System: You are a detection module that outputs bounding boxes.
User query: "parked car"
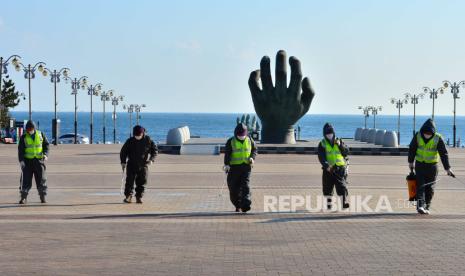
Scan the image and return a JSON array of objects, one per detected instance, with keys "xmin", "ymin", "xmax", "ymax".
[{"xmin": 52, "ymin": 133, "xmax": 90, "ymax": 144}]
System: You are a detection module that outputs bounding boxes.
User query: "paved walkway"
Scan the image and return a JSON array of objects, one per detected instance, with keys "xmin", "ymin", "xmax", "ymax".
[{"xmin": 1, "ymin": 144, "xmax": 465, "ymax": 275}]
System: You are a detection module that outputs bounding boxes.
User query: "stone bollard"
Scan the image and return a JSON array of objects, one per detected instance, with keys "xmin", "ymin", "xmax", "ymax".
[
  {"xmin": 383, "ymin": 131, "xmax": 398, "ymax": 147},
  {"xmin": 375, "ymin": 130, "xmax": 386, "ymax": 145},
  {"xmin": 355, "ymin": 128, "xmax": 363, "ymax": 141},
  {"xmin": 167, "ymin": 126, "xmax": 191, "ymax": 145},
  {"xmin": 367, "ymin": 129, "xmax": 378, "ymax": 144},
  {"xmin": 361, "ymin": 128, "xmax": 370, "ymax": 142}
]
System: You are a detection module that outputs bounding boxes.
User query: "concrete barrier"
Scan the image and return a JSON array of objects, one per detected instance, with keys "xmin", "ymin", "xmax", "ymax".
[
  {"xmin": 361, "ymin": 128, "xmax": 370, "ymax": 142},
  {"xmin": 375, "ymin": 130, "xmax": 386, "ymax": 145},
  {"xmin": 383, "ymin": 131, "xmax": 398, "ymax": 147},
  {"xmin": 367, "ymin": 129, "xmax": 378, "ymax": 144},
  {"xmin": 354, "ymin": 128, "xmax": 363, "ymax": 141},
  {"xmin": 166, "ymin": 126, "xmax": 191, "ymax": 145}
]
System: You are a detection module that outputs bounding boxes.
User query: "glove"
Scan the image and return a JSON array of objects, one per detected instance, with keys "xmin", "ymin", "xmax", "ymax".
[
  {"xmin": 408, "ymin": 163, "xmax": 414, "ymax": 171},
  {"xmin": 20, "ymin": 161, "xmax": 25, "ymax": 169},
  {"xmin": 249, "ymin": 158, "xmax": 255, "ymax": 164},
  {"xmin": 447, "ymin": 169, "xmax": 455, "ymax": 178},
  {"xmin": 121, "ymin": 163, "xmax": 126, "ymax": 171},
  {"xmin": 146, "ymin": 160, "xmax": 154, "ymax": 166},
  {"xmin": 326, "ymin": 166, "xmax": 333, "ymax": 173},
  {"xmin": 223, "ymin": 165, "xmax": 230, "ymax": 173},
  {"xmin": 43, "ymin": 155, "xmax": 48, "ymax": 161}
]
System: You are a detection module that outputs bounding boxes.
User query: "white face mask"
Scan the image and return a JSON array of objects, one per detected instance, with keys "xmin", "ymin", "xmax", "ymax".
[
  {"xmin": 325, "ymin": 134, "xmax": 334, "ymax": 140},
  {"xmin": 134, "ymin": 135, "xmax": 143, "ymax": 140},
  {"xmin": 424, "ymin": 134, "xmax": 432, "ymax": 139},
  {"xmin": 28, "ymin": 130, "xmax": 35, "ymax": 135},
  {"xmin": 237, "ymin": 135, "xmax": 246, "ymax": 140}
]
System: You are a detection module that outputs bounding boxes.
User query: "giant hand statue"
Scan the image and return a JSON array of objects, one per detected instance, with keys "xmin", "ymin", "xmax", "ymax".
[{"xmin": 248, "ymin": 50, "xmax": 315, "ymax": 144}]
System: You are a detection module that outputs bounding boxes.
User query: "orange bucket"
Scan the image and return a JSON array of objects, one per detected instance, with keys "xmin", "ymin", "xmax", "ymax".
[{"xmin": 406, "ymin": 171, "xmax": 416, "ymax": 201}]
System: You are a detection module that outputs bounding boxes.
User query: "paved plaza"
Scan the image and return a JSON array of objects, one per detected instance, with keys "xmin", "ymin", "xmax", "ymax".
[{"xmin": 1, "ymin": 144, "xmax": 465, "ymax": 275}]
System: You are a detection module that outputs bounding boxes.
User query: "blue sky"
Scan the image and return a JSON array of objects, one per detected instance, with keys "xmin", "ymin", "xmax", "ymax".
[{"xmin": 1, "ymin": 0, "xmax": 465, "ymax": 115}]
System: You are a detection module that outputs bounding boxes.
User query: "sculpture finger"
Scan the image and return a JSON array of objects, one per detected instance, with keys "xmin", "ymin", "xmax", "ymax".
[
  {"xmin": 248, "ymin": 70, "xmax": 262, "ymax": 104},
  {"xmin": 288, "ymin": 56, "xmax": 302, "ymax": 98},
  {"xmin": 260, "ymin": 56, "xmax": 273, "ymax": 91},
  {"xmin": 275, "ymin": 50, "xmax": 287, "ymax": 91},
  {"xmin": 301, "ymin": 77, "xmax": 315, "ymax": 111}
]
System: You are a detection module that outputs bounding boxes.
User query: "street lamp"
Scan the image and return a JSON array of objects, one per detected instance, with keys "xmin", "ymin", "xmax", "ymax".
[
  {"xmin": 70, "ymin": 76, "xmax": 88, "ymax": 144},
  {"xmin": 369, "ymin": 106, "xmax": 382, "ymax": 128},
  {"xmin": 14, "ymin": 60, "xmax": 47, "ymax": 120},
  {"xmin": 42, "ymin": 67, "xmax": 70, "ymax": 145},
  {"xmin": 123, "ymin": 104, "xmax": 134, "ymax": 138},
  {"xmin": 357, "ymin": 106, "xmax": 370, "ymax": 128},
  {"xmin": 443, "ymin": 80, "xmax": 465, "ymax": 147},
  {"xmin": 111, "ymin": 95, "xmax": 124, "ymax": 144},
  {"xmin": 391, "ymin": 97, "xmax": 408, "ymax": 143},
  {"xmin": 134, "ymin": 104, "xmax": 146, "ymax": 125},
  {"xmin": 0, "ymin": 55, "xmax": 21, "ymax": 127},
  {"xmin": 405, "ymin": 92, "xmax": 425, "ymax": 137},
  {"xmin": 423, "ymin": 86, "xmax": 444, "ymax": 120},
  {"xmin": 86, "ymin": 83, "xmax": 103, "ymax": 144},
  {"xmin": 100, "ymin": 90, "xmax": 114, "ymax": 144}
]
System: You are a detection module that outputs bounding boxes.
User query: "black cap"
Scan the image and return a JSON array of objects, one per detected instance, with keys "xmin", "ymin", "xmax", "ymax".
[
  {"xmin": 234, "ymin": 123, "xmax": 248, "ymax": 136},
  {"xmin": 25, "ymin": 120, "xmax": 36, "ymax": 131},
  {"xmin": 133, "ymin": 125, "xmax": 145, "ymax": 136}
]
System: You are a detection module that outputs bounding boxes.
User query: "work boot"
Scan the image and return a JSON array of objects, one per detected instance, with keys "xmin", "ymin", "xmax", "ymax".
[
  {"xmin": 235, "ymin": 207, "xmax": 241, "ymax": 212},
  {"xmin": 123, "ymin": 196, "xmax": 132, "ymax": 203},
  {"xmin": 136, "ymin": 197, "xmax": 143, "ymax": 204},
  {"xmin": 19, "ymin": 197, "xmax": 27, "ymax": 205},
  {"xmin": 342, "ymin": 196, "xmax": 350, "ymax": 209},
  {"xmin": 417, "ymin": 207, "xmax": 427, "ymax": 214},
  {"xmin": 241, "ymin": 206, "xmax": 250, "ymax": 213},
  {"xmin": 40, "ymin": 194, "xmax": 47, "ymax": 204}
]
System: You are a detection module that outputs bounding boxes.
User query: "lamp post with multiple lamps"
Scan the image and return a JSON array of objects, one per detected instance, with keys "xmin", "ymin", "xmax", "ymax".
[
  {"xmin": 42, "ymin": 67, "xmax": 70, "ymax": 145},
  {"xmin": 100, "ymin": 90, "xmax": 114, "ymax": 144},
  {"xmin": 391, "ymin": 97, "xmax": 408, "ymax": 143},
  {"xmin": 357, "ymin": 106, "xmax": 371, "ymax": 128},
  {"xmin": 369, "ymin": 106, "xmax": 382, "ymax": 128},
  {"xmin": 422, "ymin": 86, "xmax": 444, "ymax": 120},
  {"xmin": 86, "ymin": 83, "xmax": 103, "ymax": 144},
  {"xmin": 111, "ymin": 95, "xmax": 124, "ymax": 144},
  {"xmin": 0, "ymin": 55, "xmax": 21, "ymax": 127},
  {"xmin": 70, "ymin": 76, "xmax": 88, "ymax": 144},
  {"xmin": 404, "ymin": 92, "xmax": 425, "ymax": 138},
  {"xmin": 14, "ymin": 61, "xmax": 47, "ymax": 120},
  {"xmin": 443, "ymin": 80, "xmax": 465, "ymax": 147},
  {"xmin": 134, "ymin": 104, "xmax": 146, "ymax": 125},
  {"xmin": 123, "ymin": 104, "xmax": 134, "ymax": 138}
]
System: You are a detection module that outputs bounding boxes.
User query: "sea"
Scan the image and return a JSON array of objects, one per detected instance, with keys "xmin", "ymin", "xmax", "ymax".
[{"xmin": 7, "ymin": 111, "xmax": 465, "ymax": 146}]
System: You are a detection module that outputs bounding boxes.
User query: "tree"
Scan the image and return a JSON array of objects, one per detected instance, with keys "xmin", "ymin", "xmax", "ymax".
[{"xmin": 0, "ymin": 75, "xmax": 22, "ymax": 128}]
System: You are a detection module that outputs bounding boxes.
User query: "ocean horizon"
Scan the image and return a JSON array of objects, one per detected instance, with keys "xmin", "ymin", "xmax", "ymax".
[{"xmin": 7, "ymin": 111, "xmax": 465, "ymax": 146}]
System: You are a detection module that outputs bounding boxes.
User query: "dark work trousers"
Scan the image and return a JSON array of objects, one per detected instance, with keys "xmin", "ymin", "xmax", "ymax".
[
  {"xmin": 227, "ymin": 164, "xmax": 252, "ymax": 210},
  {"xmin": 20, "ymin": 158, "xmax": 47, "ymax": 197},
  {"xmin": 124, "ymin": 163, "xmax": 148, "ymax": 198},
  {"xmin": 322, "ymin": 166, "xmax": 348, "ymax": 198},
  {"xmin": 415, "ymin": 161, "xmax": 438, "ymax": 209}
]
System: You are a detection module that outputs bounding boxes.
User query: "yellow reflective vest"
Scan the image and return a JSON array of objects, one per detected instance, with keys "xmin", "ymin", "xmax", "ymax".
[
  {"xmin": 230, "ymin": 137, "xmax": 251, "ymax": 165},
  {"xmin": 321, "ymin": 138, "xmax": 346, "ymax": 167},
  {"xmin": 24, "ymin": 131, "xmax": 44, "ymax": 159},
  {"xmin": 415, "ymin": 132, "xmax": 440, "ymax": 164}
]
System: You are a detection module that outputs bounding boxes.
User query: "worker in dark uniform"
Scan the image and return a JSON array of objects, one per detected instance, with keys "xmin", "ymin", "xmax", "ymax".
[
  {"xmin": 18, "ymin": 120, "xmax": 49, "ymax": 204},
  {"xmin": 223, "ymin": 123, "xmax": 257, "ymax": 213},
  {"xmin": 408, "ymin": 119, "xmax": 453, "ymax": 214},
  {"xmin": 317, "ymin": 123, "xmax": 350, "ymax": 210},
  {"xmin": 120, "ymin": 125, "xmax": 158, "ymax": 204}
]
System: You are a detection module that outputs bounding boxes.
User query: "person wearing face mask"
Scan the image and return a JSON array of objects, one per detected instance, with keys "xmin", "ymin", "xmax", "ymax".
[
  {"xmin": 317, "ymin": 123, "xmax": 350, "ymax": 210},
  {"xmin": 17, "ymin": 120, "xmax": 50, "ymax": 204},
  {"xmin": 408, "ymin": 118, "xmax": 453, "ymax": 214},
  {"xmin": 120, "ymin": 125, "xmax": 158, "ymax": 204},
  {"xmin": 223, "ymin": 123, "xmax": 257, "ymax": 213}
]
